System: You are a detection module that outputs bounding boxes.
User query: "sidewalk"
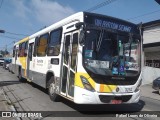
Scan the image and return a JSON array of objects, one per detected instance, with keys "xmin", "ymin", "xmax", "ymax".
[
  {"xmin": 141, "ymin": 84, "xmax": 160, "ymax": 100},
  {"xmin": 0, "ymin": 88, "xmax": 16, "ymax": 120}
]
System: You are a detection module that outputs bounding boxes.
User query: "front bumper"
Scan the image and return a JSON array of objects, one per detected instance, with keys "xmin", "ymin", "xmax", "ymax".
[{"xmin": 74, "ymin": 86, "xmax": 140, "ymax": 104}]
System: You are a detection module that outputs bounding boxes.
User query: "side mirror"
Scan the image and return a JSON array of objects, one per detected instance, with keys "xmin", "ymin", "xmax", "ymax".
[
  {"xmin": 75, "ymin": 22, "xmax": 85, "ymax": 29},
  {"xmin": 79, "ymin": 31, "xmax": 85, "ymax": 45}
]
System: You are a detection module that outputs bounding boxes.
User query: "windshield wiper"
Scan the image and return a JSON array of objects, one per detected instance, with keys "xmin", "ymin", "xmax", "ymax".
[{"xmin": 96, "ymin": 30, "xmax": 104, "ymax": 52}]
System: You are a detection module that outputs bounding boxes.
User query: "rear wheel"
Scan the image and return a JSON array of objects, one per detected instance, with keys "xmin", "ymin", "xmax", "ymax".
[{"xmin": 48, "ymin": 76, "xmax": 60, "ymax": 102}]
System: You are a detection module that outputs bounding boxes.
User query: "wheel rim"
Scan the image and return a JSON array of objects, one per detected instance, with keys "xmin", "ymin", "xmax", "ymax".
[{"xmin": 49, "ymin": 83, "xmax": 55, "ymax": 96}]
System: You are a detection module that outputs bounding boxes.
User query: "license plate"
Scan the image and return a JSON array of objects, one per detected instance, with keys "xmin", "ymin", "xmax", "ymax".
[{"xmin": 111, "ymin": 100, "xmax": 122, "ymax": 104}]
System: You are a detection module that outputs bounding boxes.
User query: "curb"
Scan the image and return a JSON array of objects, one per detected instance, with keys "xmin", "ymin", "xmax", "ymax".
[{"xmin": 0, "ymin": 88, "xmax": 21, "ymax": 120}]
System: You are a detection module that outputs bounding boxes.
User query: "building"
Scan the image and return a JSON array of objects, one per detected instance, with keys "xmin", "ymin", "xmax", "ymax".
[{"xmin": 142, "ymin": 20, "xmax": 160, "ymax": 84}]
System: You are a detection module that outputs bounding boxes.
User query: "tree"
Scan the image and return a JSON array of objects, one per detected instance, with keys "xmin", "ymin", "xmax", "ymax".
[{"xmin": 0, "ymin": 50, "xmax": 9, "ymax": 56}]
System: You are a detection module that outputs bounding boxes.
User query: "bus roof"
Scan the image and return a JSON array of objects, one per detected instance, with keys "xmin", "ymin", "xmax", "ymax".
[
  {"xmin": 29, "ymin": 12, "xmax": 84, "ymax": 39},
  {"xmin": 14, "ymin": 37, "xmax": 29, "ymax": 45},
  {"xmin": 14, "ymin": 12, "xmax": 140, "ymax": 45}
]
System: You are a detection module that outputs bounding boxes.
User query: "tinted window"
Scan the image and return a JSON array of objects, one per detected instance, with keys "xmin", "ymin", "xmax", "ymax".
[
  {"xmin": 37, "ymin": 33, "xmax": 49, "ymax": 56},
  {"xmin": 33, "ymin": 37, "xmax": 39, "ymax": 57},
  {"xmin": 19, "ymin": 42, "xmax": 25, "ymax": 57},
  {"xmin": 47, "ymin": 28, "xmax": 62, "ymax": 56}
]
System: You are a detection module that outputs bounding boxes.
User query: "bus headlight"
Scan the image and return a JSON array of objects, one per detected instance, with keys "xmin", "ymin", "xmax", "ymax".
[
  {"xmin": 135, "ymin": 79, "xmax": 142, "ymax": 92},
  {"xmin": 80, "ymin": 76, "xmax": 95, "ymax": 92}
]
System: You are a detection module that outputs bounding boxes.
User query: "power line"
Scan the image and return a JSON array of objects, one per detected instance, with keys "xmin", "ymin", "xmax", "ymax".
[
  {"xmin": 86, "ymin": 0, "xmax": 118, "ymax": 12},
  {"xmin": 0, "ymin": 35, "xmax": 22, "ymax": 40},
  {"xmin": 5, "ymin": 31, "xmax": 28, "ymax": 36},
  {"xmin": 127, "ymin": 9, "xmax": 160, "ymax": 20}
]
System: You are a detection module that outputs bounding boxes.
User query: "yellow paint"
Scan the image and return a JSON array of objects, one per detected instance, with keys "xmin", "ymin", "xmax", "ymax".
[
  {"xmin": 17, "ymin": 37, "xmax": 29, "ymax": 45},
  {"xmin": 15, "ymin": 37, "xmax": 29, "ymax": 77},
  {"xmin": 74, "ymin": 72, "xmax": 95, "ymax": 90},
  {"xmin": 99, "ymin": 84, "xmax": 117, "ymax": 93},
  {"xmin": 74, "ymin": 72, "xmax": 85, "ymax": 88},
  {"xmin": 75, "ymin": 72, "xmax": 117, "ymax": 93},
  {"xmin": 19, "ymin": 57, "xmax": 27, "ymax": 77}
]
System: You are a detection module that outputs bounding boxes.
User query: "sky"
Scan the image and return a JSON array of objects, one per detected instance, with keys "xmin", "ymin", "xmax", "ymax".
[{"xmin": 0, "ymin": 0, "xmax": 160, "ymax": 52}]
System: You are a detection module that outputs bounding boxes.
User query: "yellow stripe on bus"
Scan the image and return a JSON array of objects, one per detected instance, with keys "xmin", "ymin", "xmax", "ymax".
[
  {"xmin": 99, "ymin": 84, "xmax": 117, "ymax": 93},
  {"xmin": 19, "ymin": 57, "xmax": 27, "ymax": 77},
  {"xmin": 16, "ymin": 37, "xmax": 29, "ymax": 45},
  {"xmin": 74, "ymin": 72, "xmax": 95, "ymax": 89},
  {"xmin": 75, "ymin": 72, "xmax": 117, "ymax": 93}
]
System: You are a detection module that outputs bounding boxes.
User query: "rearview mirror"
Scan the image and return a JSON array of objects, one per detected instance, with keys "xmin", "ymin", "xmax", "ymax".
[{"xmin": 79, "ymin": 30, "xmax": 85, "ymax": 45}]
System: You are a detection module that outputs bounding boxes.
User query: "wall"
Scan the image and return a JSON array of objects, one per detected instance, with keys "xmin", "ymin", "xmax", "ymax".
[{"xmin": 142, "ymin": 24, "xmax": 160, "ymax": 85}]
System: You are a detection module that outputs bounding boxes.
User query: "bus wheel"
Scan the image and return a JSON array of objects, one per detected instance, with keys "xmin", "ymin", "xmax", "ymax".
[{"xmin": 48, "ymin": 76, "xmax": 60, "ymax": 102}]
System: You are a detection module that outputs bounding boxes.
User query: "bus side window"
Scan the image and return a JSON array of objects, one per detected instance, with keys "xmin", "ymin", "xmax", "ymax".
[
  {"xmin": 19, "ymin": 42, "xmax": 25, "ymax": 57},
  {"xmin": 47, "ymin": 28, "xmax": 62, "ymax": 56},
  {"xmin": 24, "ymin": 41, "xmax": 28, "ymax": 57},
  {"xmin": 37, "ymin": 33, "xmax": 49, "ymax": 57},
  {"xmin": 33, "ymin": 37, "xmax": 39, "ymax": 57},
  {"xmin": 18, "ymin": 43, "xmax": 22, "ymax": 57}
]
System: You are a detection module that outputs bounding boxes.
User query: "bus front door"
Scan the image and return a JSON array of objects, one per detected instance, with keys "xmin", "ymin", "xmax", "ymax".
[{"xmin": 61, "ymin": 31, "xmax": 79, "ymax": 98}]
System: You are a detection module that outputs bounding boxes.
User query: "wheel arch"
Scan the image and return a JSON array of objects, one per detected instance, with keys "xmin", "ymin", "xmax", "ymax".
[{"xmin": 46, "ymin": 70, "xmax": 55, "ymax": 88}]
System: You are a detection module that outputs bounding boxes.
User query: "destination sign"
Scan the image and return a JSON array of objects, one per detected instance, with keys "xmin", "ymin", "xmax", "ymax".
[
  {"xmin": 84, "ymin": 12, "xmax": 139, "ymax": 33},
  {"xmin": 95, "ymin": 19, "xmax": 132, "ymax": 32}
]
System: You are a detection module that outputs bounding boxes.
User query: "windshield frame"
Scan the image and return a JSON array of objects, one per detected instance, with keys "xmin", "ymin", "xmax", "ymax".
[{"xmin": 82, "ymin": 27, "xmax": 141, "ymax": 77}]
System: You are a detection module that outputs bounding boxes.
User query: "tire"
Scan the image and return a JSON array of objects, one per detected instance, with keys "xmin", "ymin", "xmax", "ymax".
[
  {"xmin": 48, "ymin": 76, "xmax": 60, "ymax": 102},
  {"xmin": 159, "ymin": 88, "xmax": 160, "ymax": 95}
]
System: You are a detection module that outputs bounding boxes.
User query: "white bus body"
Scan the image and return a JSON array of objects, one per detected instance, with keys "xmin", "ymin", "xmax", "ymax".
[{"xmin": 11, "ymin": 12, "xmax": 143, "ymax": 104}]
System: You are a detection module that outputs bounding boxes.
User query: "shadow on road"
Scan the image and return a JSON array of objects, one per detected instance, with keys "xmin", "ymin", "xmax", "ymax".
[
  {"xmin": 23, "ymin": 80, "xmax": 145, "ymax": 116},
  {"xmin": 60, "ymin": 98, "xmax": 145, "ymax": 115},
  {"xmin": 0, "ymin": 80, "xmax": 22, "ymax": 87},
  {"xmin": 152, "ymin": 90, "xmax": 159, "ymax": 95}
]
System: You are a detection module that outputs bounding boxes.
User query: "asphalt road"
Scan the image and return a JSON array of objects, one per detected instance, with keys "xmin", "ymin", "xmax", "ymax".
[{"xmin": 0, "ymin": 67, "xmax": 160, "ymax": 120}]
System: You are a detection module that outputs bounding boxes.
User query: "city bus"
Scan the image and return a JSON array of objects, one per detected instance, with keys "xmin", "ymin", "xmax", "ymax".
[{"xmin": 11, "ymin": 12, "xmax": 143, "ymax": 104}]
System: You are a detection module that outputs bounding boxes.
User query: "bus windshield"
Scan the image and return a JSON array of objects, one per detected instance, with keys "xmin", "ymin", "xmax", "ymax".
[{"xmin": 83, "ymin": 29, "xmax": 141, "ymax": 77}]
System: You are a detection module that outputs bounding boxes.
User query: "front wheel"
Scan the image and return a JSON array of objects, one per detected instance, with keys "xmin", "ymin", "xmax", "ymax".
[{"xmin": 48, "ymin": 76, "xmax": 60, "ymax": 102}]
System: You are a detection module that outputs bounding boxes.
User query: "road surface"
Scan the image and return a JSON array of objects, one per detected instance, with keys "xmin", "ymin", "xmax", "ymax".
[{"xmin": 0, "ymin": 67, "xmax": 160, "ymax": 120}]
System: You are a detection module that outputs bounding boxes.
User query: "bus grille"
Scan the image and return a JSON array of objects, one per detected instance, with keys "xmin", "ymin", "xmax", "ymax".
[{"xmin": 99, "ymin": 95, "xmax": 132, "ymax": 103}]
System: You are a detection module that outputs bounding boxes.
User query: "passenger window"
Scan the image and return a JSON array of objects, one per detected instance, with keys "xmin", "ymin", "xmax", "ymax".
[
  {"xmin": 47, "ymin": 28, "xmax": 62, "ymax": 56},
  {"xmin": 37, "ymin": 34, "xmax": 49, "ymax": 56},
  {"xmin": 33, "ymin": 37, "xmax": 39, "ymax": 57},
  {"xmin": 24, "ymin": 41, "xmax": 28, "ymax": 57},
  {"xmin": 19, "ymin": 42, "xmax": 25, "ymax": 57}
]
